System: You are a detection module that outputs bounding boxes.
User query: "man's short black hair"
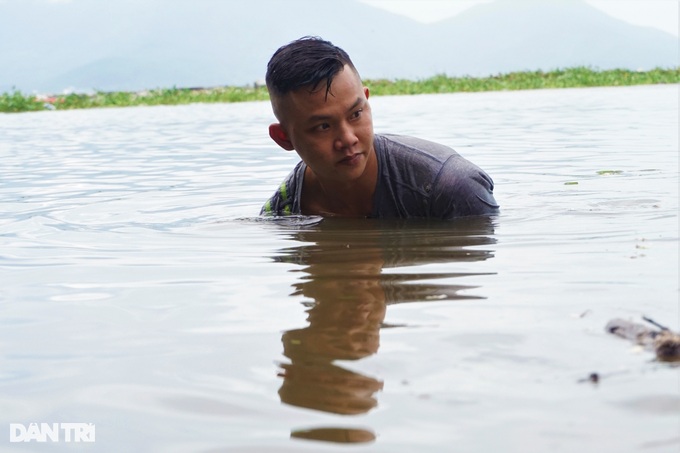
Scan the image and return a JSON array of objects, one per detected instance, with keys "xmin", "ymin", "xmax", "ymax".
[{"xmin": 266, "ymin": 36, "xmax": 358, "ymax": 98}]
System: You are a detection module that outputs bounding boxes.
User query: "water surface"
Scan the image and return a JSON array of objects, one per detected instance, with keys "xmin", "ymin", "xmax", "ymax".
[{"xmin": 1, "ymin": 84, "xmax": 678, "ymax": 452}]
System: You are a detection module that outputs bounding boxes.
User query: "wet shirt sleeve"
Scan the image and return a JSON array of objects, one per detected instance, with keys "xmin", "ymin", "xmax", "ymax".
[{"xmin": 430, "ymin": 155, "xmax": 499, "ymax": 219}]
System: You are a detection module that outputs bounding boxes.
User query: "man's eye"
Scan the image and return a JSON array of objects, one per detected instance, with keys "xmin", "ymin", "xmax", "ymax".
[
  {"xmin": 351, "ymin": 109, "xmax": 363, "ymax": 119},
  {"xmin": 315, "ymin": 123, "xmax": 330, "ymax": 131}
]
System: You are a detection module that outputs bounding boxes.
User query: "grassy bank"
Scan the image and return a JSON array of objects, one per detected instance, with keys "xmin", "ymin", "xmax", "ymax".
[
  {"xmin": 368, "ymin": 66, "xmax": 680, "ymax": 95},
  {"xmin": 2, "ymin": 66, "xmax": 678, "ymax": 113}
]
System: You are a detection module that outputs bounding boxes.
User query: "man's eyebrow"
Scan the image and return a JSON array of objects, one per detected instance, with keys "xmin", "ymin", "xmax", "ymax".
[
  {"xmin": 306, "ymin": 97, "xmax": 364, "ymax": 123},
  {"xmin": 347, "ymin": 96, "xmax": 364, "ymax": 112}
]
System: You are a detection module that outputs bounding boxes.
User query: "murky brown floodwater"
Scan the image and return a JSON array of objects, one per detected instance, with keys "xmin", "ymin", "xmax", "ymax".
[{"xmin": 1, "ymin": 84, "xmax": 678, "ymax": 452}]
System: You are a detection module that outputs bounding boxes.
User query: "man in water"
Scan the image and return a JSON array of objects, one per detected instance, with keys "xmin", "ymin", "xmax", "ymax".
[{"xmin": 261, "ymin": 36, "xmax": 499, "ymax": 219}]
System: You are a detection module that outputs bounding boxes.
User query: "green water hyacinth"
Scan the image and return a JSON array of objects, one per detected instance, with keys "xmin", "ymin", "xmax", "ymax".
[{"xmin": 2, "ymin": 67, "xmax": 678, "ymax": 113}]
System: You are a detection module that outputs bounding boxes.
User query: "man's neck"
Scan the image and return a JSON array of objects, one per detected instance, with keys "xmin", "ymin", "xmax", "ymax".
[{"xmin": 301, "ymin": 155, "xmax": 378, "ymax": 218}]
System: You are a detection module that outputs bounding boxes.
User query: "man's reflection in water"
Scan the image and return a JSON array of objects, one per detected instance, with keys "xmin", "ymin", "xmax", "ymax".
[{"xmin": 273, "ymin": 217, "xmax": 496, "ymax": 444}]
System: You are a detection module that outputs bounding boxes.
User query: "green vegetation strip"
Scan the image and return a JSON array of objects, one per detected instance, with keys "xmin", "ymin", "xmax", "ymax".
[{"xmin": 2, "ymin": 66, "xmax": 678, "ymax": 113}]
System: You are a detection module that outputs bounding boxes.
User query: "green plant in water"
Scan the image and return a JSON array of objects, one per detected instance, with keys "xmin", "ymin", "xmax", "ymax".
[
  {"xmin": 2, "ymin": 66, "xmax": 678, "ymax": 113},
  {"xmin": 0, "ymin": 89, "xmax": 45, "ymax": 113}
]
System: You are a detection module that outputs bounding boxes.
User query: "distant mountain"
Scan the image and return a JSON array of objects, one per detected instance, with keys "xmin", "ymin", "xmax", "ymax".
[
  {"xmin": 0, "ymin": 0, "xmax": 676, "ymax": 93},
  {"xmin": 424, "ymin": 1, "xmax": 678, "ymax": 77}
]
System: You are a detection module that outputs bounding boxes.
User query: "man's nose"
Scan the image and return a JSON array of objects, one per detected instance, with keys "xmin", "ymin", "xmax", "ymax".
[{"xmin": 334, "ymin": 122, "xmax": 359, "ymax": 150}]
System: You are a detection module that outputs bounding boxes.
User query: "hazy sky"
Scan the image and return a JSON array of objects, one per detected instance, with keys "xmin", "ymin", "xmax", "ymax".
[
  {"xmin": 14, "ymin": 0, "xmax": 680, "ymax": 37},
  {"xmin": 360, "ymin": 0, "xmax": 680, "ymax": 36}
]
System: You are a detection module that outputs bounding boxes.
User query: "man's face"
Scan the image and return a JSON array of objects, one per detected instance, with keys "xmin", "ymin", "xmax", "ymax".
[{"xmin": 270, "ymin": 66, "xmax": 375, "ymax": 185}]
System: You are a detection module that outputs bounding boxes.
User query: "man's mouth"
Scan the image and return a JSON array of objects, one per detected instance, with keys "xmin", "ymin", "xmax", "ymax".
[{"xmin": 339, "ymin": 153, "xmax": 362, "ymax": 165}]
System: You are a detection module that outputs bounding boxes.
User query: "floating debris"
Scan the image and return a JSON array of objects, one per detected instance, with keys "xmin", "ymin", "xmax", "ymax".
[
  {"xmin": 596, "ymin": 170, "xmax": 623, "ymax": 176},
  {"xmin": 577, "ymin": 369, "xmax": 630, "ymax": 384},
  {"xmin": 581, "ymin": 372, "xmax": 599, "ymax": 384},
  {"xmin": 606, "ymin": 316, "xmax": 680, "ymax": 362}
]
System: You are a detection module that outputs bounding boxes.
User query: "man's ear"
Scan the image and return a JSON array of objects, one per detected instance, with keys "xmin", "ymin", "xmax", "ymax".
[
  {"xmin": 269, "ymin": 123, "xmax": 295, "ymax": 151},
  {"xmin": 364, "ymin": 86, "xmax": 370, "ymax": 100}
]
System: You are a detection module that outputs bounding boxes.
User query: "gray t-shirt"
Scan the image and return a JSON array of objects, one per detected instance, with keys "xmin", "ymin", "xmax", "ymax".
[{"xmin": 260, "ymin": 134, "xmax": 499, "ymax": 219}]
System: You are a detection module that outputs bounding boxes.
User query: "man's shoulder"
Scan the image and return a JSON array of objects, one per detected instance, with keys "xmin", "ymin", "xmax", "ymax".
[
  {"xmin": 376, "ymin": 134, "xmax": 459, "ymax": 163},
  {"xmin": 371, "ymin": 134, "xmax": 498, "ymax": 218},
  {"xmin": 373, "ymin": 133, "xmax": 459, "ymax": 198}
]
